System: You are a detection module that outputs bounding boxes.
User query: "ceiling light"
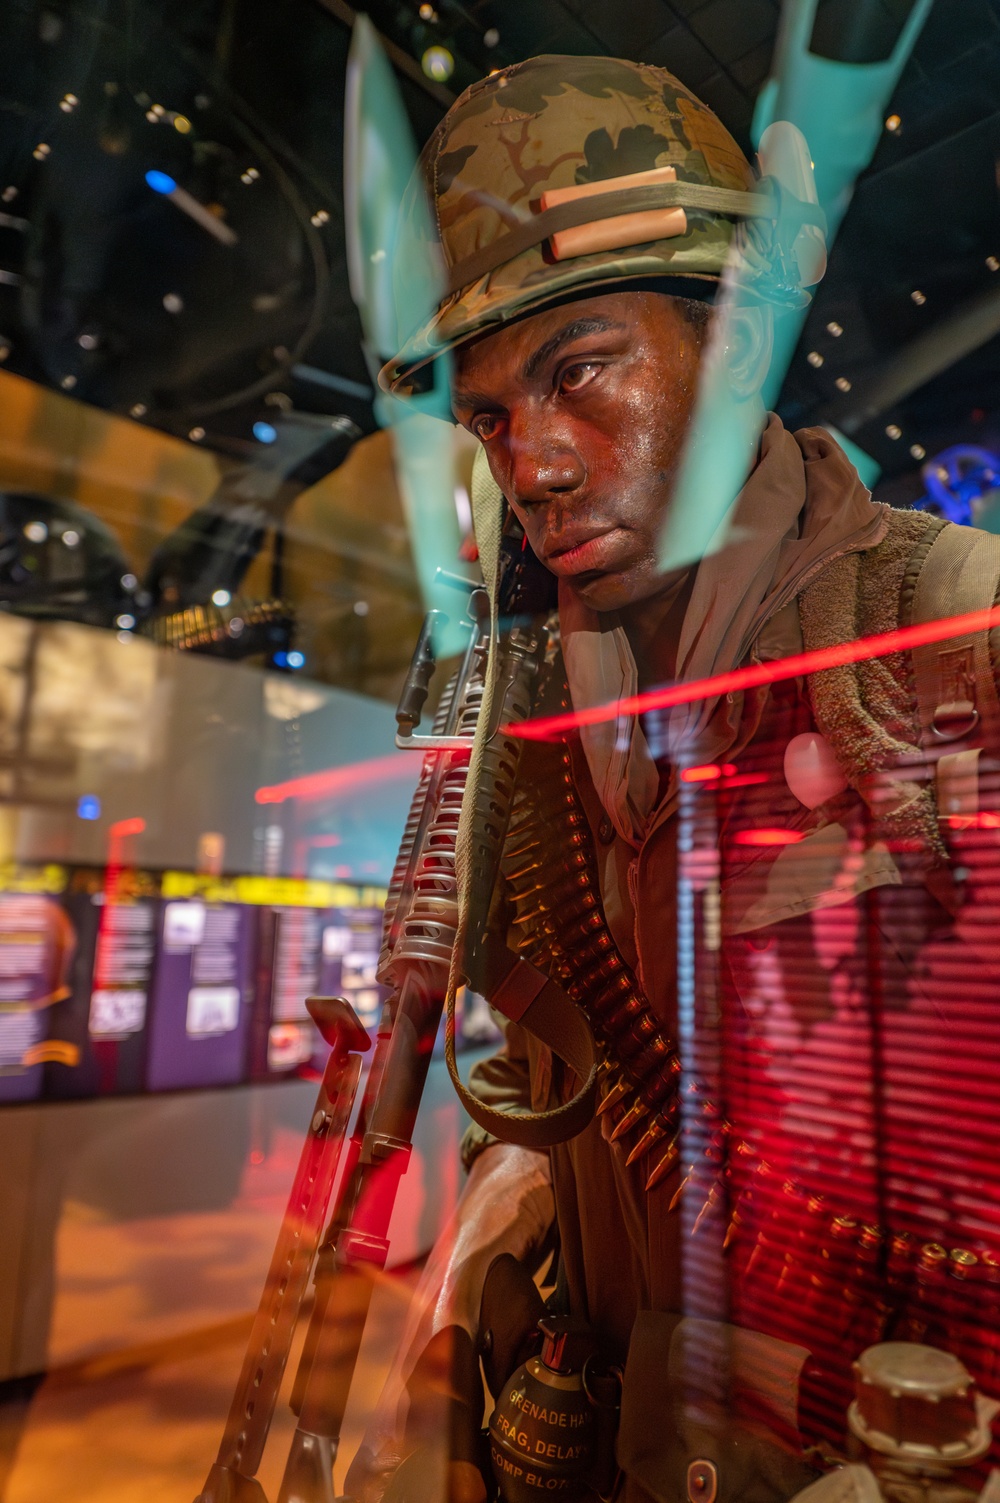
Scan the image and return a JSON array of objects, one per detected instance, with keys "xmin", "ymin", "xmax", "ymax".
[
  {"xmin": 826, "ymin": 321, "xmax": 843, "ymax": 337},
  {"xmin": 987, "ymin": 256, "xmax": 999, "ymax": 272},
  {"xmin": 484, "ymin": 26, "xmax": 500, "ymax": 46},
  {"xmin": 834, "ymin": 376, "xmax": 851, "ymax": 392},
  {"xmin": 422, "ymin": 45, "xmax": 454, "ymax": 81},
  {"xmin": 885, "ymin": 424, "xmax": 902, "ymax": 439},
  {"xmin": 189, "ymin": 426, "xmax": 205, "ymax": 441},
  {"xmin": 911, "ymin": 289, "xmax": 926, "ymax": 305},
  {"xmin": 885, "ymin": 114, "xmax": 901, "ymax": 132},
  {"xmin": 212, "ymin": 588, "xmax": 231, "ymax": 607},
  {"xmin": 33, "ymin": 143, "xmax": 50, "ymax": 160},
  {"xmin": 910, "ymin": 444, "xmax": 926, "ymax": 460},
  {"xmin": 173, "ymin": 114, "xmax": 192, "ymax": 134},
  {"xmin": 23, "ymin": 521, "xmax": 47, "ymax": 543},
  {"xmin": 807, "ymin": 351, "xmax": 824, "ymax": 367},
  {"xmin": 163, "ymin": 292, "xmax": 183, "ymax": 313}
]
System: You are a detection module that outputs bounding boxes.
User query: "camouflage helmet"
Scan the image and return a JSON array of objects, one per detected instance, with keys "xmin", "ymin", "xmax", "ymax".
[{"xmin": 379, "ymin": 54, "xmax": 811, "ymax": 395}]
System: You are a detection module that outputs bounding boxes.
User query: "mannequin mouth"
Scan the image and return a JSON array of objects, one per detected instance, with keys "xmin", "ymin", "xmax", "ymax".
[{"xmin": 543, "ymin": 527, "xmax": 629, "ymax": 575}]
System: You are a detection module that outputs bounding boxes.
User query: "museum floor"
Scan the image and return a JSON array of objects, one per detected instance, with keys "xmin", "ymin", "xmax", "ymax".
[{"xmin": 0, "ymin": 1265, "xmax": 419, "ymax": 1503}]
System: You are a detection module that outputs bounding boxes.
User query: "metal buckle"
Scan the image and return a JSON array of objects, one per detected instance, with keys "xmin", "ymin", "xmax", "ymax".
[
  {"xmin": 687, "ymin": 1459, "xmax": 719, "ymax": 1503},
  {"xmin": 931, "ymin": 646, "xmax": 979, "ymax": 741}
]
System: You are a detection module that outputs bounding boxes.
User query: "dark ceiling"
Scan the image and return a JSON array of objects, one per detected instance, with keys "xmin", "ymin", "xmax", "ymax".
[{"xmin": 1, "ymin": 0, "xmax": 999, "ymax": 501}]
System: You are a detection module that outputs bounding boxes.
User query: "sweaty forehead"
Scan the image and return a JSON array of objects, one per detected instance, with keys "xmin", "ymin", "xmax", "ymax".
[{"xmin": 453, "ymin": 290, "xmax": 659, "ymax": 398}]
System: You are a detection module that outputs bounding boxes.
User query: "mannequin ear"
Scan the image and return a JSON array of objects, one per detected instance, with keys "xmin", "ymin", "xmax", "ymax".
[{"xmin": 723, "ymin": 303, "xmax": 773, "ymax": 401}]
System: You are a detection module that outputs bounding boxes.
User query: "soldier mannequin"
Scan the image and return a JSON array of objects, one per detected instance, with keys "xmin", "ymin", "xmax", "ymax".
[
  {"xmin": 347, "ymin": 51, "xmax": 1000, "ymax": 1503},
  {"xmin": 452, "ymin": 290, "xmax": 767, "ymax": 634}
]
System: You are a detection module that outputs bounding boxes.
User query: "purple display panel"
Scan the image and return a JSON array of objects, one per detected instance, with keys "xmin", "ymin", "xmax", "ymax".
[
  {"xmin": 0, "ymin": 892, "xmax": 70, "ymax": 1102},
  {"xmin": 146, "ymin": 901, "xmax": 255, "ymax": 1091}
]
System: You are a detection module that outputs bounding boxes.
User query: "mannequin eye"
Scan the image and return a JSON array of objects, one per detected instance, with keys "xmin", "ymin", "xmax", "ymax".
[
  {"xmin": 558, "ymin": 362, "xmax": 601, "ymax": 394},
  {"xmin": 472, "ymin": 412, "xmax": 501, "ymax": 441}
]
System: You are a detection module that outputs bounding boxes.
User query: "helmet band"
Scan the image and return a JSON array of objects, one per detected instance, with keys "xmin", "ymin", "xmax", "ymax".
[{"xmin": 442, "ymin": 178, "xmax": 800, "ymax": 297}]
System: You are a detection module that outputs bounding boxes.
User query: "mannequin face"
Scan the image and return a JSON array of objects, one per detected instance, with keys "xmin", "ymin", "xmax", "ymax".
[{"xmin": 452, "ymin": 290, "xmax": 711, "ymax": 613}]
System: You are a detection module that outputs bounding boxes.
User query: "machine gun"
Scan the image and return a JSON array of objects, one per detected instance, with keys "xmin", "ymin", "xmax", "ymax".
[{"xmin": 195, "ymin": 552, "xmax": 550, "ymax": 1503}]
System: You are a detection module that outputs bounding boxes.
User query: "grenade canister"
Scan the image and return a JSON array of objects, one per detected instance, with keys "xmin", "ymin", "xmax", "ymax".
[{"xmin": 488, "ymin": 1317, "xmax": 596, "ymax": 1503}]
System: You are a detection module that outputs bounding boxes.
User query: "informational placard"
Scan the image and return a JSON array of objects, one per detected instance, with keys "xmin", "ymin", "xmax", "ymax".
[
  {"xmin": 46, "ymin": 868, "xmax": 159, "ymax": 1099},
  {"xmin": 318, "ymin": 906, "xmax": 386, "ymax": 1030},
  {"xmin": 0, "ymin": 875, "xmax": 74, "ymax": 1102},
  {"xmin": 146, "ymin": 900, "xmax": 255, "ymax": 1091},
  {"xmin": 89, "ymin": 901, "xmax": 157, "ymax": 1037},
  {"xmin": 270, "ymin": 907, "xmax": 322, "ymax": 1023},
  {"xmin": 261, "ymin": 906, "xmax": 323, "ymax": 1073}
]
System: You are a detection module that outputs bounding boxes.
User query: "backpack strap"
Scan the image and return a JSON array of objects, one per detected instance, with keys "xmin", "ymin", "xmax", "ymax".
[{"xmin": 909, "ymin": 521, "xmax": 1000, "ymax": 818}]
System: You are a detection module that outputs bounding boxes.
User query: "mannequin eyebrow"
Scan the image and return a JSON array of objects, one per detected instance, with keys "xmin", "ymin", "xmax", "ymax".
[
  {"xmin": 450, "ymin": 315, "xmax": 627, "ymax": 414},
  {"xmin": 521, "ymin": 316, "xmax": 625, "ymax": 380}
]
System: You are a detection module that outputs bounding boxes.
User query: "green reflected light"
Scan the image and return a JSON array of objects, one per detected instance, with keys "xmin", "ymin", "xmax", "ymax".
[
  {"xmin": 658, "ymin": 0, "xmax": 931, "ymax": 573},
  {"xmin": 344, "ymin": 17, "xmax": 465, "ymax": 653}
]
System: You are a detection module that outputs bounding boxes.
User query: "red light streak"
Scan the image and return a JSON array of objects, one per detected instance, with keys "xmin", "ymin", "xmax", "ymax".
[
  {"xmin": 109, "ymin": 817, "xmax": 146, "ymax": 838},
  {"xmin": 507, "ymin": 603, "xmax": 1000, "ymax": 741},
  {"xmin": 256, "ymin": 754, "xmax": 412, "ymax": 805},
  {"xmin": 682, "ymin": 762, "xmax": 736, "ymax": 783},
  {"xmin": 105, "ymin": 815, "xmax": 145, "ymax": 870},
  {"xmin": 731, "ymin": 829, "xmax": 804, "ymax": 847}
]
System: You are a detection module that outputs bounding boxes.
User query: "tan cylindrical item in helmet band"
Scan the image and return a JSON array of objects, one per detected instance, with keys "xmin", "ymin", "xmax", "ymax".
[
  {"xmin": 541, "ymin": 163, "xmax": 687, "ymax": 263},
  {"xmin": 550, "ymin": 208, "xmax": 688, "ymax": 263},
  {"xmin": 541, "ymin": 163, "xmax": 679, "ymax": 209}
]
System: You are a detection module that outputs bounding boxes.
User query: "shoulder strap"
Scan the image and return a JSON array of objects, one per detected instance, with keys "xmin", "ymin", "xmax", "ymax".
[
  {"xmin": 909, "ymin": 521, "xmax": 1000, "ymax": 754},
  {"xmin": 448, "ymin": 948, "xmax": 598, "ymax": 1150}
]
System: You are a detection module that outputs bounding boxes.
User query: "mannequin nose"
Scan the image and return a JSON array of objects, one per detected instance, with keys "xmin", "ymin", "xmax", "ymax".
[{"xmin": 507, "ymin": 417, "xmax": 585, "ymax": 506}]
